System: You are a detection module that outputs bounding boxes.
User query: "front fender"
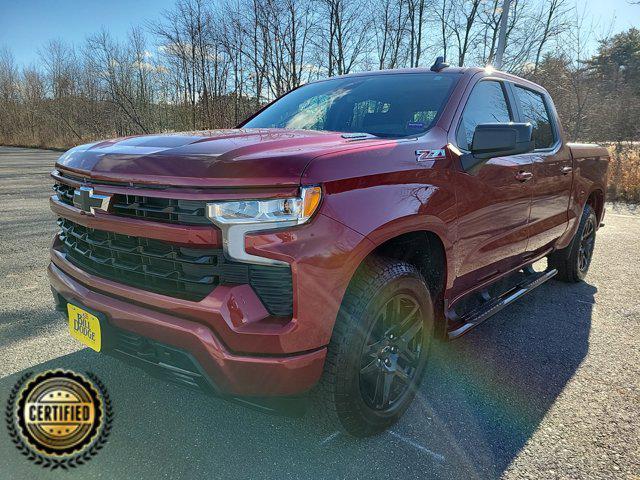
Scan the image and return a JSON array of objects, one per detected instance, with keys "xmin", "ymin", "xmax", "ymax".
[{"xmin": 318, "ymin": 177, "xmax": 457, "ymax": 291}]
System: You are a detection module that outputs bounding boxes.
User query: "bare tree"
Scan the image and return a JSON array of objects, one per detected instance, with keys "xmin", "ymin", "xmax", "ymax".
[
  {"xmin": 407, "ymin": 0, "xmax": 428, "ymax": 67},
  {"xmin": 0, "ymin": 48, "xmax": 21, "ymax": 143},
  {"xmin": 152, "ymin": 0, "xmax": 216, "ymax": 129},
  {"xmin": 85, "ymin": 30, "xmax": 150, "ymax": 133},
  {"xmin": 1, "ymin": 0, "xmax": 638, "ymax": 173},
  {"xmin": 320, "ymin": 0, "xmax": 369, "ymax": 75},
  {"xmin": 435, "ymin": 0, "xmax": 452, "ymax": 61},
  {"xmin": 448, "ymin": 0, "xmax": 482, "ymax": 67},
  {"xmin": 374, "ymin": 0, "xmax": 410, "ymax": 70},
  {"xmin": 533, "ymin": 0, "xmax": 571, "ymax": 74},
  {"xmin": 39, "ymin": 40, "xmax": 83, "ymax": 141},
  {"xmin": 20, "ymin": 68, "xmax": 45, "ymax": 143},
  {"xmin": 478, "ymin": 0, "xmax": 502, "ymax": 65}
]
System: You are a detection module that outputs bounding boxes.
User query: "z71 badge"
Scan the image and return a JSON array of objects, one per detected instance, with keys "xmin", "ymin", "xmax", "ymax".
[{"xmin": 415, "ymin": 149, "xmax": 447, "ymax": 162}]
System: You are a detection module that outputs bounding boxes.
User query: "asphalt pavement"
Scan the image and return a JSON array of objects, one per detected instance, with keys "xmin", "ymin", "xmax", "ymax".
[{"xmin": 0, "ymin": 146, "xmax": 638, "ymax": 479}]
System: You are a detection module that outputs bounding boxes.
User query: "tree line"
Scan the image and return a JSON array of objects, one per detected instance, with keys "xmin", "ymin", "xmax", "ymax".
[{"xmin": 0, "ymin": 0, "xmax": 639, "ymax": 151}]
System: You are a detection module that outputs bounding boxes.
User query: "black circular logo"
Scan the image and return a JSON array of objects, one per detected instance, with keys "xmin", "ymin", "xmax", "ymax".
[{"xmin": 6, "ymin": 370, "xmax": 113, "ymax": 469}]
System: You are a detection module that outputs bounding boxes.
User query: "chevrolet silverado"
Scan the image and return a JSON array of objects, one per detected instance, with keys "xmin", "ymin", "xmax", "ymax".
[{"xmin": 49, "ymin": 60, "xmax": 610, "ymax": 436}]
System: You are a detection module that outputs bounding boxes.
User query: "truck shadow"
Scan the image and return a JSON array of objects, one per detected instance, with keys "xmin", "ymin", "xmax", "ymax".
[
  {"xmin": 417, "ymin": 278, "xmax": 596, "ymax": 478},
  {"xmin": 0, "ymin": 280, "xmax": 595, "ymax": 480}
]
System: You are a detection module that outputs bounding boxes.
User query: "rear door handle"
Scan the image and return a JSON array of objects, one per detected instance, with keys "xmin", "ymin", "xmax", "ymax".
[
  {"xmin": 515, "ymin": 171, "xmax": 533, "ymax": 182},
  {"xmin": 561, "ymin": 166, "xmax": 573, "ymax": 175}
]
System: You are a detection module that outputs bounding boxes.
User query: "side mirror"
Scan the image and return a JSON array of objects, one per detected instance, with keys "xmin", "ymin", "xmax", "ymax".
[{"xmin": 460, "ymin": 123, "xmax": 534, "ymax": 172}]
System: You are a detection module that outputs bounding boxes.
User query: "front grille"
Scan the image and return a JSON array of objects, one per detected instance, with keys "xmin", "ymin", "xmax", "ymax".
[
  {"xmin": 53, "ymin": 182, "xmax": 209, "ymax": 225},
  {"xmin": 59, "ymin": 218, "xmax": 220, "ymax": 300},
  {"xmin": 111, "ymin": 194, "xmax": 210, "ymax": 225},
  {"xmin": 53, "ymin": 183, "xmax": 75, "ymax": 206},
  {"xmin": 57, "ymin": 218, "xmax": 293, "ymax": 315}
]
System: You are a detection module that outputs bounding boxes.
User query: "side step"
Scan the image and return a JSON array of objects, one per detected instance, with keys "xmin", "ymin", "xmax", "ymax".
[{"xmin": 447, "ymin": 268, "xmax": 557, "ymax": 340}]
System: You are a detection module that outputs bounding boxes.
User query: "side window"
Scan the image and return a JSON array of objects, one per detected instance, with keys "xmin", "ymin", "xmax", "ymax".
[
  {"xmin": 456, "ymin": 80, "xmax": 512, "ymax": 150},
  {"xmin": 513, "ymin": 86, "xmax": 555, "ymax": 149}
]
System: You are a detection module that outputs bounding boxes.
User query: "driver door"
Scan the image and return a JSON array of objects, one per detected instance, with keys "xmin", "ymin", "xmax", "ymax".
[{"xmin": 450, "ymin": 79, "xmax": 534, "ymax": 298}]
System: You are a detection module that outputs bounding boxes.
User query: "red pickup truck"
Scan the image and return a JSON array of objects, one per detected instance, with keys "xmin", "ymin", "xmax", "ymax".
[{"xmin": 49, "ymin": 62, "xmax": 609, "ymax": 436}]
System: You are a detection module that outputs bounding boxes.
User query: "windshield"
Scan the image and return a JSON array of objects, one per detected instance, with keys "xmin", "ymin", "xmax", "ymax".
[{"xmin": 242, "ymin": 73, "xmax": 461, "ymax": 138}]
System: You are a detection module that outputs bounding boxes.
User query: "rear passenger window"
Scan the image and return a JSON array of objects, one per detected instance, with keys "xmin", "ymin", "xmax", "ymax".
[
  {"xmin": 456, "ymin": 81, "xmax": 512, "ymax": 150},
  {"xmin": 514, "ymin": 86, "xmax": 555, "ymax": 149}
]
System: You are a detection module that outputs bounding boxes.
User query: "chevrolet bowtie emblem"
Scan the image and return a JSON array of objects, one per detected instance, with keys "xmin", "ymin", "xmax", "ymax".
[{"xmin": 73, "ymin": 186, "xmax": 111, "ymax": 214}]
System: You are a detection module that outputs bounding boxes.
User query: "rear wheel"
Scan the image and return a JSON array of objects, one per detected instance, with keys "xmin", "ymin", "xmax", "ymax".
[
  {"xmin": 313, "ymin": 257, "xmax": 434, "ymax": 437},
  {"xmin": 548, "ymin": 204, "xmax": 597, "ymax": 282}
]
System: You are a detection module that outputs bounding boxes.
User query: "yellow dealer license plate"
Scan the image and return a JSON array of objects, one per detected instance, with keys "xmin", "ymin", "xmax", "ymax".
[{"xmin": 68, "ymin": 304, "xmax": 102, "ymax": 352}]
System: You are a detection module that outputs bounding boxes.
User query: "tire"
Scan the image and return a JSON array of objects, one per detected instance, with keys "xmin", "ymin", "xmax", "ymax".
[
  {"xmin": 313, "ymin": 256, "xmax": 435, "ymax": 437},
  {"xmin": 548, "ymin": 204, "xmax": 598, "ymax": 283}
]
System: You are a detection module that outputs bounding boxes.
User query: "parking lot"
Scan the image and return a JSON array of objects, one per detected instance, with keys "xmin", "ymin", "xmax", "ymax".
[{"xmin": 0, "ymin": 146, "xmax": 638, "ymax": 479}]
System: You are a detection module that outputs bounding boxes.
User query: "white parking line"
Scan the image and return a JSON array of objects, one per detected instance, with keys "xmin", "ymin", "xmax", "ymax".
[
  {"xmin": 388, "ymin": 431, "xmax": 445, "ymax": 463},
  {"xmin": 319, "ymin": 431, "xmax": 341, "ymax": 445}
]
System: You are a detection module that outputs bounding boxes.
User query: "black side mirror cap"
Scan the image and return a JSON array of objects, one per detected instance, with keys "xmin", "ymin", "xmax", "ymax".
[{"xmin": 461, "ymin": 123, "xmax": 534, "ymax": 172}]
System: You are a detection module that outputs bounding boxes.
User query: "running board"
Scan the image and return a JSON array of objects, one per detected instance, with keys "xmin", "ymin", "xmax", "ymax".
[{"xmin": 447, "ymin": 268, "xmax": 558, "ymax": 340}]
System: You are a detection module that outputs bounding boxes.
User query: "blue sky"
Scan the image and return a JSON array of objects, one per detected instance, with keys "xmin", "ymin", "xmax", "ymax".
[
  {"xmin": 1, "ymin": 0, "xmax": 639, "ymax": 66},
  {"xmin": 0, "ymin": 0, "xmax": 175, "ymax": 65}
]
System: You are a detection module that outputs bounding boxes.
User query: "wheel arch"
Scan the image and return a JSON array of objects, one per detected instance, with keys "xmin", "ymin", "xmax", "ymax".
[
  {"xmin": 586, "ymin": 188, "xmax": 605, "ymax": 225},
  {"xmin": 347, "ymin": 226, "xmax": 451, "ymax": 339}
]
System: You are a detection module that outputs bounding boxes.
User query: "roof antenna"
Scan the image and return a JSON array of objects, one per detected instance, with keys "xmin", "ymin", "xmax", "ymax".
[{"xmin": 430, "ymin": 56, "xmax": 449, "ymax": 72}]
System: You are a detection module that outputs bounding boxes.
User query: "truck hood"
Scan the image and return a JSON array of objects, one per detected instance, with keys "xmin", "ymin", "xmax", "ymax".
[{"xmin": 56, "ymin": 128, "xmax": 391, "ymax": 188}]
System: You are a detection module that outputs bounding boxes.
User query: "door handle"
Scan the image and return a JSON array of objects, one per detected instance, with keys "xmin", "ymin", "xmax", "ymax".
[
  {"xmin": 561, "ymin": 166, "xmax": 573, "ymax": 175},
  {"xmin": 515, "ymin": 170, "xmax": 533, "ymax": 182}
]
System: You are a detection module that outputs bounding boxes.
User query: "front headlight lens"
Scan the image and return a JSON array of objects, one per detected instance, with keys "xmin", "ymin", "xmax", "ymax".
[{"xmin": 207, "ymin": 185, "xmax": 322, "ymax": 225}]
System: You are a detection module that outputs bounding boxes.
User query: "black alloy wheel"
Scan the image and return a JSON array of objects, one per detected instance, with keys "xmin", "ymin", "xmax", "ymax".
[
  {"xmin": 578, "ymin": 214, "xmax": 596, "ymax": 273},
  {"xmin": 359, "ymin": 294, "xmax": 424, "ymax": 411},
  {"xmin": 313, "ymin": 257, "xmax": 434, "ymax": 437},
  {"xmin": 548, "ymin": 203, "xmax": 598, "ymax": 282}
]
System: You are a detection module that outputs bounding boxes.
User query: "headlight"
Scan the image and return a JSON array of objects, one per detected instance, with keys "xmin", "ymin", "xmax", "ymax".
[
  {"xmin": 207, "ymin": 186, "xmax": 322, "ymax": 225},
  {"xmin": 206, "ymin": 186, "xmax": 322, "ymax": 266}
]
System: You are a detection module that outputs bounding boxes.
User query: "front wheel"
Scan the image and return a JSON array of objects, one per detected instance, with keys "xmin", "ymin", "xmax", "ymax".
[
  {"xmin": 548, "ymin": 204, "xmax": 598, "ymax": 282},
  {"xmin": 313, "ymin": 257, "xmax": 434, "ymax": 437}
]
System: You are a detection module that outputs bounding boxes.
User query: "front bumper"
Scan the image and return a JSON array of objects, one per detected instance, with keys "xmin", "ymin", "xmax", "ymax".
[
  {"xmin": 49, "ymin": 195, "xmax": 373, "ymax": 396},
  {"xmin": 50, "ymin": 262, "xmax": 325, "ymax": 396}
]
